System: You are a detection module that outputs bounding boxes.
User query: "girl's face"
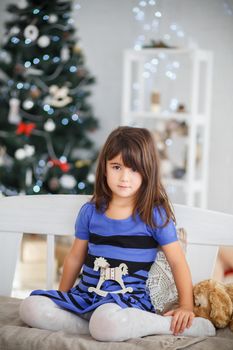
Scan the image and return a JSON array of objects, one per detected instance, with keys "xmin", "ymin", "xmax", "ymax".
[{"xmin": 106, "ymin": 153, "xmax": 142, "ymax": 202}]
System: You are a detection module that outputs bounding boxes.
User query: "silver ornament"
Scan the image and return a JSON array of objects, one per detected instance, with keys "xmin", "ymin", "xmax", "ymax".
[
  {"xmin": 23, "ymin": 99, "xmax": 34, "ymax": 110},
  {"xmin": 60, "ymin": 174, "xmax": 77, "ymax": 189},
  {"xmin": 48, "ymin": 14, "xmax": 58, "ymax": 23},
  {"xmin": 15, "ymin": 148, "xmax": 26, "ymax": 160},
  {"xmin": 8, "ymin": 98, "xmax": 21, "ymax": 124},
  {"xmin": 24, "ymin": 25, "xmax": 39, "ymax": 41},
  {"xmin": 44, "ymin": 119, "xmax": 56, "ymax": 132},
  {"xmin": 37, "ymin": 35, "xmax": 50, "ymax": 48}
]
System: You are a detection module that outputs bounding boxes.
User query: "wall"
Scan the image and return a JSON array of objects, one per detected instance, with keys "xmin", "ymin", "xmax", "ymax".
[{"xmin": 0, "ymin": 0, "xmax": 233, "ymax": 214}]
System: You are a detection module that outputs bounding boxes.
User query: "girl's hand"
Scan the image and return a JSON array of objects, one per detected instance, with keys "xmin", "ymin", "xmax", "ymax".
[{"xmin": 163, "ymin": 307, "xmax": 195, "ymax": 335}]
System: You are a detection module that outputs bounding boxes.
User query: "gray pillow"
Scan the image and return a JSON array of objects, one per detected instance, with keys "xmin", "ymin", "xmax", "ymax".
[{"xmin": 146, "ymin": 228, "xmax": 187, "ymax": 314}]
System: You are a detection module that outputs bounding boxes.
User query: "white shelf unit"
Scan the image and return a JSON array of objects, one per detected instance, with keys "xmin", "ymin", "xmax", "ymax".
[{"xmin": 121, "ymin": 48, "xmax": 213, "ymax": 208}]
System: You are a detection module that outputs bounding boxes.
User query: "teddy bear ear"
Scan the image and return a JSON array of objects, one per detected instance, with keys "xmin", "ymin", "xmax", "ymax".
[{"xmin": 209, "ymin": 288, "xmax": 233, "ymax": 328}]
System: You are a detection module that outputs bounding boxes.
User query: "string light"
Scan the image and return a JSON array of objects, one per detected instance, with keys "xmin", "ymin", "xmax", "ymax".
[
  {"xmin": 78, "ymin": 182, "xmax": 85, "ymax": 190},
  {"xmin": 47, "ymin": 108, "xmax": 54, "ymax": 115},
  {"xmin": 33, "ymin": 9, "xmax": 40, "ymax": 15},
  {"xmin": 60, "ymin": 156, "xmax": 67, "ymax": 163},
  {"xmin": 43, "ymin": 54, "xmax": 50, "ymax": 61},
  {"xmin": 52, "ymin": 36, "xmax": 60, "ymax": 42},
  {"xmin": 33, "ymin": 58, "xmax": 40, "ymax": 64},
  {"xmin": 53, "ymin": 57, "xmax": 60, "ymax": 63},
  {"xmin": 24, "ymin": 61, "xmax": 31, "ymax": 68},
  {"xmin": 33, "ymin": 185, "xmax": 40, "ymax": 193},
  {"xmin": 61, "ymin": 118, "xmax": 69, "ymax": 125},
  {"xmin": 25, "ymin": 39, "xmax": 32, "ymax": 45},
  {"xmin": 132, "ymin": 1, "xmax": 187, "ymax": 49},
  {"xmin": 11, "ymin": 37, "xmax": 20, "ymax": 44},
  {"xmin": 69, "ymin": 66, "xmax": 77, "ymax": 73},
  {"xmin": 16, "ymin": 83, "xmax": 24, "ymax": 89},
  {"xmin": 71, "ymin": 113, "xmax": 79, "ymax": 121},
  {"xmin": 43, "ymin": 104, "xmax": 51, "ymax": 112}
]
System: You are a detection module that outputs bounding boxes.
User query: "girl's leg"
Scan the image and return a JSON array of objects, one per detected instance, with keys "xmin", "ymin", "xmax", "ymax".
[
  {"xmin": 19, "ymin": 295, "xmax": 90, "ymax": 334},
  {"xmin": 89, "ymin": 303, "xmax": 216, "ymax": 342}
]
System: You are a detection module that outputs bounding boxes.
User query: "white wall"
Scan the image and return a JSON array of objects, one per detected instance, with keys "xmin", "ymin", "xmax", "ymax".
[{"xmin": 0, "ymin": 0, "xmax": 233, "ymax": 214}]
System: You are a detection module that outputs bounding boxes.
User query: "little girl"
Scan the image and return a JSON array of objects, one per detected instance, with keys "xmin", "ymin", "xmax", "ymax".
[{"xmin": 20, "ymin": 126, "xmax": 215, "ymax": 341}]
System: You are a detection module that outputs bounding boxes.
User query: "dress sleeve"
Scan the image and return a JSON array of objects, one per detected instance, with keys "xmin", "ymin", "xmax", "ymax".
[
  {"xmin": 74, "ymin": 202, "xmax": 93, "ymax": 240},
  {"xmin": 150, "ymin": 207, "xmax": 178, "ymax": 246}
]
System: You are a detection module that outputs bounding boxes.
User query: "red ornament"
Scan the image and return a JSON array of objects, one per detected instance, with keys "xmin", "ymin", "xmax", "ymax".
[
  {"xmin": 16, "ymin": 122, "xmax": 36, "ymax": 136},
  {"xmin": 50, "ymin": 159, "xmax": 70, "ymax": 172}
]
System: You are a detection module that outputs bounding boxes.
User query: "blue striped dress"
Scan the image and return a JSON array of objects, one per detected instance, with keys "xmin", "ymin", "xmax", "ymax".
[{"xmin": 31, "ymin": 202, "xmax": 178, "ymax": 315}]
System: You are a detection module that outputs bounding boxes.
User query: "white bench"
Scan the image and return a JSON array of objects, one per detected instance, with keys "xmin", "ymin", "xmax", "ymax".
[{"xmin": 0, "ymin": 194, "xmax": 233, "ymax": 296}]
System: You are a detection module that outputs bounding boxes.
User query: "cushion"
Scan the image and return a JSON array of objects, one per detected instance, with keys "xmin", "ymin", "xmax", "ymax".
[{"xmin": 146, "ymin": 228, "xmax": 187, "ymax": 313}]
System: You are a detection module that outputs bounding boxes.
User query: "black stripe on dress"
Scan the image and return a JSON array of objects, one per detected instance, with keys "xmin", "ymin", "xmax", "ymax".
[
  {"xmin": 74, "ymin": 284, "xmax": 94, "ymax": 298},
  {"xmin": 89, "ymin": 233, "xmax": 158, "ymax": 249},
  {"xmin": 38, "ymin": 293, "xmax": 64, "ymax": 302},
  {"xmin": 130, "ymin": 272, "xmax": 147, "ymax": 281},
  {"xmin": 57, "ymin": 291, "xmax": 68, "ymax": 302},
  {"xmin": 85, "ymin": 254, "xmax": 154, "ymax": 274},
  {"xmin": 82, "ymin": 270, "xmax": 99, "ymax": 279},
  {"xmin": 118, "ymin": 294, "xmax": 133, "ymax": 308},
  {"xmin": 67, "ymin": 292, "xmax": 84, "ymax": 310},
  {"xmin": 132, "ymin": 294, "xmax": 152, "ymax": 311}
]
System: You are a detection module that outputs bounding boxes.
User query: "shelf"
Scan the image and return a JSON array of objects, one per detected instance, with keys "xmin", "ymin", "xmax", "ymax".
[
  {"xmin": 126, "ymin": 111, "xmax": 206, "ymax": 125},
  {"xmin": 122, "ymin": 48, "xmax": 213, "ymax": 207},
  {"xmin": 126, "ymin": 48, "xmax": 212, "ymax": 61},
  {"xmin": 163, "ymin": 178, "xmax": 202, "ymax": 192}
]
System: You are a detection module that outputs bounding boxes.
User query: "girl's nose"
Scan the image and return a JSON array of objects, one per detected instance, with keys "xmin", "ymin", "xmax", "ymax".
[{"xmin": 120, "ymin": 169, "xmax": 130, "ymax": 181}]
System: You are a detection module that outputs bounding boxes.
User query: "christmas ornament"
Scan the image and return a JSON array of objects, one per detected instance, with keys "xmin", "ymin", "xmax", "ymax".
[
  {"xmin": 44, "ymin": 85, "xmax": 72, "ymax": 108},
  {"xmin": 87, "ymin": 173, "xmax": 95, "ymax": 183},
  {"xmin": 22, "ymin": 99, "xmax": 34, "ymax": 110},
  {"xmin": 14, "ymin": 144, "xmax": 35, "ymax": 160},
  {"xmin": 10, "ymin": 26, "xmax": 20, "ymax": 35},
  {"xmin": 8, "ymin": 97, "xmax": 21, "ymax": 124},
  {"xmin": 16, "ymin": 122, "xmax": 36, "ymax": 136},
  {"xmin": 24, "ymin": 25, "xmax": 39, "ymax": 41},
  {"xmin": 15, "ymin": 148, "xmax": 26, "ymax": 160},
  {"xmin": 49, "ymin": 177, "xmax": 60, "ymax": 191},
  {"xmin": 30, "ymin": 87, "xmax": 41, "ymax": 98},
  {"xmin": 24, "ymin": 144, "xmax": 35, "ymax": 157},
  {"xmin": 75, "ymin": 159, "xmax": 91, "ymax": 168},
  {"xmin": 49, "ymin": 159, "xmax": 70, "ymax": 172},
  {"xmin": 61, "ymin": 46, "xmax": 70, "ymax": 61},
  {"xmin": 37, "ymin": 35, "xmax": 50, "ymax": 48},
  {"xmin": 60, "ymin": 174, "xmax": 77, "ymax": 189},
  {"xmin": 14, "ymin": 63, "xmax": 25, "ymax": 74},
  {"xmin": 48, "ymin": 14, "xmax": 58, "ymax": 23},
  {"xmin": 44, "ymin": 118, "xmax": 56, "ymax": 132},
  {"xmin": 73, "ymin": 44, "xmax": 82, "ymax": 54}
]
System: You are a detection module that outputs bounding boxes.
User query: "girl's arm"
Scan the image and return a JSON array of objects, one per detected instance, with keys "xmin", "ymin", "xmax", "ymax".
[
  {"xmin": 161, "ymin": 241, "xmax": 195, "ymax": 335},
  {"xmin": 58, "ymin": 238, "xmax": 88, "ymax": 292}
]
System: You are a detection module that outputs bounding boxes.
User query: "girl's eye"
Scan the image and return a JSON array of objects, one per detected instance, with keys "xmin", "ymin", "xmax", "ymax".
[{"xmin": 112, "ymin": 165, "xmax": 121, "ymax": 170}]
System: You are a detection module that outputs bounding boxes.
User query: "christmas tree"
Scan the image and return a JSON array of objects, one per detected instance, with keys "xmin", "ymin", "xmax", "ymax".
[{"xmin": 0, "ymin": 0, "xmax": 99, "ymax": 196}]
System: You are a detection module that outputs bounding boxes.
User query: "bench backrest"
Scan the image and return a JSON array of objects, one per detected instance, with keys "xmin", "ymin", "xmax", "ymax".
[{"xmin": 0, "ymin": 194, "xmax": 233, "ymax": 296}]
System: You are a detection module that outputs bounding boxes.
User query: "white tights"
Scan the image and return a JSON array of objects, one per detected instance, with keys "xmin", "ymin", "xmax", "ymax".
[{"xmin": 19, "ymin": 296, "xmax": 216, "ymax": 341}]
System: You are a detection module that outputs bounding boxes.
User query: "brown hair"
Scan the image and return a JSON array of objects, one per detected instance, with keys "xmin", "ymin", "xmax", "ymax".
[{"xmin": 91, "ymin": 126, "xmax": 176, "ymax": 228}]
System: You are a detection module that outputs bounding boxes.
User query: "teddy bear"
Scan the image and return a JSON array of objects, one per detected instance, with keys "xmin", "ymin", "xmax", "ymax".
[{"xmin": 193, "ymin": 279, "xmax": 233, "ymax": 331}]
